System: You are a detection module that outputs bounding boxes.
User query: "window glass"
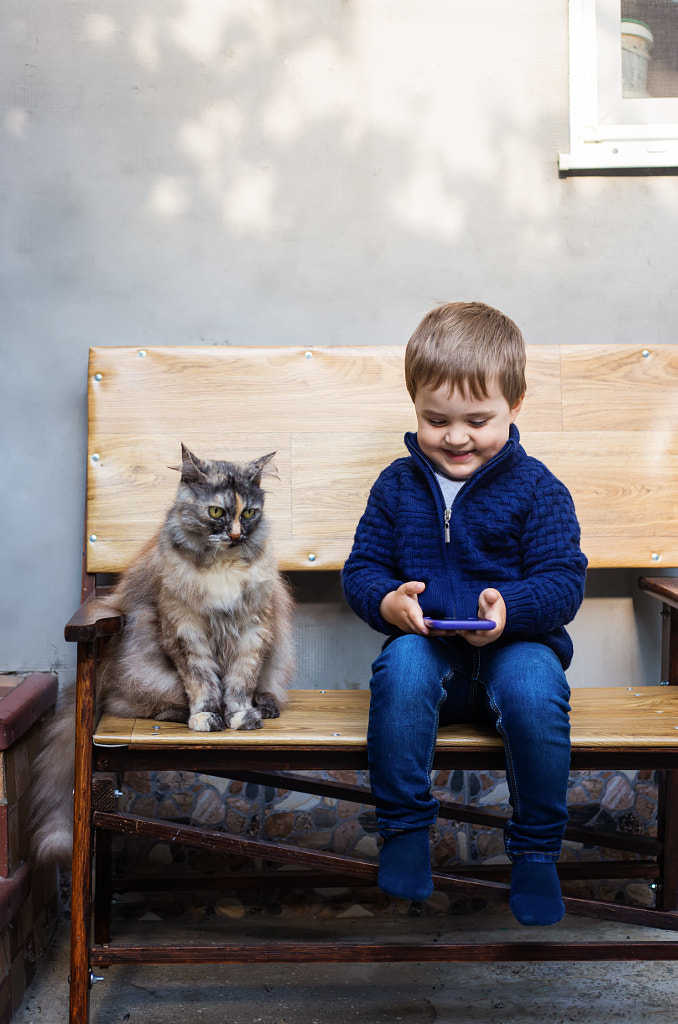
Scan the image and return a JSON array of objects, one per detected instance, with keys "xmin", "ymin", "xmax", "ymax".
[{"xmin": 621, "ymin": 1, "xmax": 678, "ymax": 98}]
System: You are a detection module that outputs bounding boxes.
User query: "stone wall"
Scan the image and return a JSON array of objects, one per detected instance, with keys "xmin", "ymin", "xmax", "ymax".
[{"xmin": 115, "ymin": 764, "xmax": 658, "ymax": 919}]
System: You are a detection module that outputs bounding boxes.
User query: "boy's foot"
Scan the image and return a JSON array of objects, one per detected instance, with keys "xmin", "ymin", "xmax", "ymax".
[
  {"xmin": 378, "ymin": 828, "xmax": 433, "ymax": 901},
  {"xmin": 509, "ymin": 859, "xmax": 564, "ymax": 927}
]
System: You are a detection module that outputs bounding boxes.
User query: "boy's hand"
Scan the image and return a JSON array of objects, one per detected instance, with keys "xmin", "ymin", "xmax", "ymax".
[
  {"xmin": 379, "ymin": 584, "xmax": 506, "ymax": 644},
  {"xmin": 380, "ymin": 581, "xmax": 429, "ymax": 635},
  {"xmin": 458, "ymin": 588, "xmax": 506, "ymax": 647}
]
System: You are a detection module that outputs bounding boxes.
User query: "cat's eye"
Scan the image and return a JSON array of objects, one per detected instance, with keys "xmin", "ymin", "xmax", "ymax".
[
  {"xmin": 208, "ymin": 506, "xmax": 224, "ymax": 519},
  {"xmin": 242, "ymin": 508, "xmax": 257, "ymax": 520}
]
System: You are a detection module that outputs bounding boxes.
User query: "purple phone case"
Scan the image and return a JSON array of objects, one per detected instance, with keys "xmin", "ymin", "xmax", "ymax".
[{"xmin": 423, "ymin": 618, "xmax": 496, "ymax": 630}]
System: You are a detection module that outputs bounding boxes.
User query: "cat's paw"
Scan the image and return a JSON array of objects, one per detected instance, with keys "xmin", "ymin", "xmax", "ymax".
[
  {"xmin": 225, "ymin": 708, "xmax": 263, "ymax": 731},
  {"xmin": 254, "ymin": 695, "xmax": 280, "ymax": 720},
  {"xmin": 188, "ymin": 711, "xmax": 225, "ymax": 732}
]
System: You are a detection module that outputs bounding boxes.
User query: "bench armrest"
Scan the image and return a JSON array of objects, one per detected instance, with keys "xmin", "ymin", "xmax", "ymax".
[
  {"xmin": 65, "ymin": 591, "xmax": 124, "ymax": 643},
  {"xmin": 639, "ymin": 576, "xmax": 678, "ymax": 610}
]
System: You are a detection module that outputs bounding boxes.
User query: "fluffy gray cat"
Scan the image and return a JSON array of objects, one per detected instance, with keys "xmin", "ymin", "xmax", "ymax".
[{"xmin": 31, "ymin": 445, "xmax": 295, "ymax": 865}]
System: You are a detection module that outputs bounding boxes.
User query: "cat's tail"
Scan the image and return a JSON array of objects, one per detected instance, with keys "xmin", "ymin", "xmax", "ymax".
[
  {"xmin": 29, "ymin": 684, "xmax": 77, "ymax": 867},
  {"xmin": 256, "ymin": 575, "xmax": 296, "ymax": 712}
]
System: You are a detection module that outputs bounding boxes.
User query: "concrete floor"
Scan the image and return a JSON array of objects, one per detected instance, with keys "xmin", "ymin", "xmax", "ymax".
[{"xmin": 14, "ymin": 906, "xmax": 678, "ymax": 1024}]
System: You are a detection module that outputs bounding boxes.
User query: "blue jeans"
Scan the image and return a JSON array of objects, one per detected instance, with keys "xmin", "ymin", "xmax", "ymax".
[{"xmin": 367, "ymin": 635, "xmax": 571, "ymax": 861}]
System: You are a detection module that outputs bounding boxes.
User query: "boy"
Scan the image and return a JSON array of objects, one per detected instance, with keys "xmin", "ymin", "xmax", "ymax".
[{"xmin": 342, "ymin": 302, "xmax": 587, "ymax": 927}]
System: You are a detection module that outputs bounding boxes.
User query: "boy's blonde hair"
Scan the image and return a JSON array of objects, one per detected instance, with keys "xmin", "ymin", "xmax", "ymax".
[{"xmin": 404, "ymin": 301, "xmax": 526, "ymax": 407}]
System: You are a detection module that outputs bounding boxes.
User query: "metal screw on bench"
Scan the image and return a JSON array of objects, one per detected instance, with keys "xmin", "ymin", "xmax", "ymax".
[
  {"xmin": 138, "ymin": 349, "xmax": 147, "ymax": 358},
  {"xmin": 642, "ymin": 349, "xmax": 650, "ymax": 358},
  {"xmin": 91, "ymin": 453, "xmax": 100, "ymax": 462},
  {"xmin": 94, "ymin": 373, "xmax": 102, "ymax": 381},
  {"xmin": 304, "ymin": 351, "xmax": 313, "ymax": 359},
  {"xmin": 308, "ymin": 553, "xmax": 316, "ymax": 562},
  {"xmin": 652, "ymin": 553, "xmax": 660, "ymax": 561},
  {"xmin": 89, "ymin": 535, "xmax": 97, "ymax": 543}
]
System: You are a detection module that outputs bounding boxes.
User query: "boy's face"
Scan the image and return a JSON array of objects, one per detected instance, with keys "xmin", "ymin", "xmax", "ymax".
[{"xmin": 414, "ymin": 380, "xmax": 523, "ymax": 481}]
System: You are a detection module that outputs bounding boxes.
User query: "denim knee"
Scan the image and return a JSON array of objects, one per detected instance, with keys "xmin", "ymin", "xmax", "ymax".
[
  {"xmin": 370, "ymin": 634, "xmax": 450, "ymax": 706},
  {"xmin": 483, "ymin": 643, "xmax": 570, "ymax": 740}
]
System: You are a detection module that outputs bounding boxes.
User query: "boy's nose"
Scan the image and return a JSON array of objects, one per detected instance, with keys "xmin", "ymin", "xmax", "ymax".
[{"xmin": 445, "ymin": 425, "xmax": 469, "ymax": 446}]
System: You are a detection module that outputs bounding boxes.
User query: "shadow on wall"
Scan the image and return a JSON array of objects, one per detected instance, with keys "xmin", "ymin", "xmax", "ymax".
[{"xmin": 7, "ymin": 0, "xmax": 669, "ymax": 346}]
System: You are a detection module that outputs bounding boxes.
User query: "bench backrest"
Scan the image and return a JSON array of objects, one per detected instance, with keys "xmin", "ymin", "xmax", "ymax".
[{"xmin": 86, "ymin": 344, "xmax": 678, "ymax": 574}]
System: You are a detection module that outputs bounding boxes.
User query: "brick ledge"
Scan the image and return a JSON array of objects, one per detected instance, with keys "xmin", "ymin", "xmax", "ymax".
[{"xmin": 0, "ymin": 673, "xmax": 58, "ymax": 751}]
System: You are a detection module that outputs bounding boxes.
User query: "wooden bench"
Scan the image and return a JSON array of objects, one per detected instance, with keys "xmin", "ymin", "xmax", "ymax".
[{"xmin": 66, "ymin": 343, "xmax": 678, "ymax": 1023}]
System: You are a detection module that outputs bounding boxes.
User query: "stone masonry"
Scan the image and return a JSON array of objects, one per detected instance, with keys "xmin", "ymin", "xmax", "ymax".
[{"xmin": 113, "ymin": 766, "xmax": 659, "ymax": 921}]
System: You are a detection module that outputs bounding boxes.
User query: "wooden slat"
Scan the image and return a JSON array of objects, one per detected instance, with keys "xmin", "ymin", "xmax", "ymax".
[
  {"xmin": 88, "ymin": 346, "xmax": 414, "ymax": 435},
  {"xmin": 560, "ymin": 345, "xmax": 678, "ymax": 431},
  {"xmin": 93, "ymin": 687, "xmax": 678, "ymax": 751},
  {"xmin": 89, "ymin": 940, "xmax": 678, "ymax": 965}
]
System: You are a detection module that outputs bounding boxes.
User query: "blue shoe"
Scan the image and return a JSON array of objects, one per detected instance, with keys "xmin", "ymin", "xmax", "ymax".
[
  {"xmin": 509, "ymin": 859, "xmax": 564, "ymax": 926},
  {"xmin": 378, "ymin": 828, "xmax": 433, "ymax": 901}
]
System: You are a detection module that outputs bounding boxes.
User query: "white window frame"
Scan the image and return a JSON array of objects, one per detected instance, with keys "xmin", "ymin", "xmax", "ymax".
[{"xmin": 559, "ymin": 0, "xmax": 678, "ymax": 172}]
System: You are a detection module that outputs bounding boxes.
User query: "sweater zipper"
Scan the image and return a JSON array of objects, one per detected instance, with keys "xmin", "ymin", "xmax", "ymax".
[{"xmin": 444, "ymin": 507, "xmax": 451, "ymax": 544}]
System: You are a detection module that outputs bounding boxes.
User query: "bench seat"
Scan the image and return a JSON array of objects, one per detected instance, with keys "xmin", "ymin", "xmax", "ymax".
[{"xmin": 94, "ymin": 686, "xmax": 678, "ymax": 756}]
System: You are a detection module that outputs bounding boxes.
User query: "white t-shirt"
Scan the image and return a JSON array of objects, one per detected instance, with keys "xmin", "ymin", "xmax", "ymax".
[{"xmin": 435, "ymin": 472, "xmax": 465, "ymax": 509}]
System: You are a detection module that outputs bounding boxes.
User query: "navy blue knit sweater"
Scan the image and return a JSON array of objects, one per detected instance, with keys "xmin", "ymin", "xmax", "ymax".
[{"xmin": 342, "ymin": 425, "xmax": 587, "ymax": 669}]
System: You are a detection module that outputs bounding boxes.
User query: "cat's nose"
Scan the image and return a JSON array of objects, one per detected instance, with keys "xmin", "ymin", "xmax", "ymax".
[{"xmin": 228, "ymin": 526, "xmax": 241, "ymax": 540}]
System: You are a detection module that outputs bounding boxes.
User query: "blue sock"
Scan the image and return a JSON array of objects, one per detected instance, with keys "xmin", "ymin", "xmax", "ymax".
[
  {"xmin": 378, "ymin": 828, "xmax": 433, "ymax": 901},
  {"xmin": 509, "ymin": 859, "xmax": 564, "ymax": 927}
]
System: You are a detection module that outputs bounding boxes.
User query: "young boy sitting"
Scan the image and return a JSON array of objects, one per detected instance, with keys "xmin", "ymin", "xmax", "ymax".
[{"xmin": 342, "ymin": 301, "xmax": 587, "ymax": 927}]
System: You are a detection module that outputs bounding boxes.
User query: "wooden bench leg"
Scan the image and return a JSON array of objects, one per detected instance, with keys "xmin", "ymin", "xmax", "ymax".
[
  {"xmin": 93, "ymin": 827, "xmax": 113, "ymax": 947},
  {"xmin": 664, "ymin": 604, "xmax": 678, "ymax": 686},
  {"xmin": 69, "ymin": 642, "xmax": 95, "ymax": 1024},
  {"xmin": 656, "ymin": 768, "xmax": 678, "ymax": 912},
  {"xmin": 92, "ymin": 775, "xmax": 118, "ymax": 946}
]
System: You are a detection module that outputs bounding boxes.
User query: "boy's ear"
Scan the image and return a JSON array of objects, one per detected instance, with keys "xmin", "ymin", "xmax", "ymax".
[{"xmin": 509, "ymin": 395, "xmax": 525, "ymax": 423}]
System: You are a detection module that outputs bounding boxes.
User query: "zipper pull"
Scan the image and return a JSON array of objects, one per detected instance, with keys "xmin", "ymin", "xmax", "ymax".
[{"xmin": 444, "ymin": 508, "xmax": 451, "ymax": 544}]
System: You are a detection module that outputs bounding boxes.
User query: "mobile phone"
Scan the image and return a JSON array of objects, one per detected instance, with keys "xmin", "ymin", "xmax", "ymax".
[{"xmin": 423, "ymin": 618, "xmax": 496, "ymax": 631}]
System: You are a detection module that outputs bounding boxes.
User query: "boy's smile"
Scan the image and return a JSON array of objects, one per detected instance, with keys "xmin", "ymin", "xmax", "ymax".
[{"xmin": 414, "ymin": 382, "xmax": 523, "ymax": 481}]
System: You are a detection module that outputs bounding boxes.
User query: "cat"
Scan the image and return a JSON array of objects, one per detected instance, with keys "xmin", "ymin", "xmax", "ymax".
[{"xmin": 31, "ymin": 444, "xmax": 295, "ymax": 866}]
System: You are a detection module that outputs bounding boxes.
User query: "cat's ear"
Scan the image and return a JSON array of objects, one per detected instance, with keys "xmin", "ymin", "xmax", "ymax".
[
  {"xmin": 176, "ymin": 443, "xmax": 208, "ymax": 484},
  {"xmin": 248, "ymin": 451, "xmax": 278, "ymax": 485}
]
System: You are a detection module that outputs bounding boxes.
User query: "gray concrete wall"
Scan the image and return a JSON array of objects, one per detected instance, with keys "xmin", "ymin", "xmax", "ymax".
[{"xmin": 1, "ymin": 1, "xmax": 674, "ymax": 690}]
